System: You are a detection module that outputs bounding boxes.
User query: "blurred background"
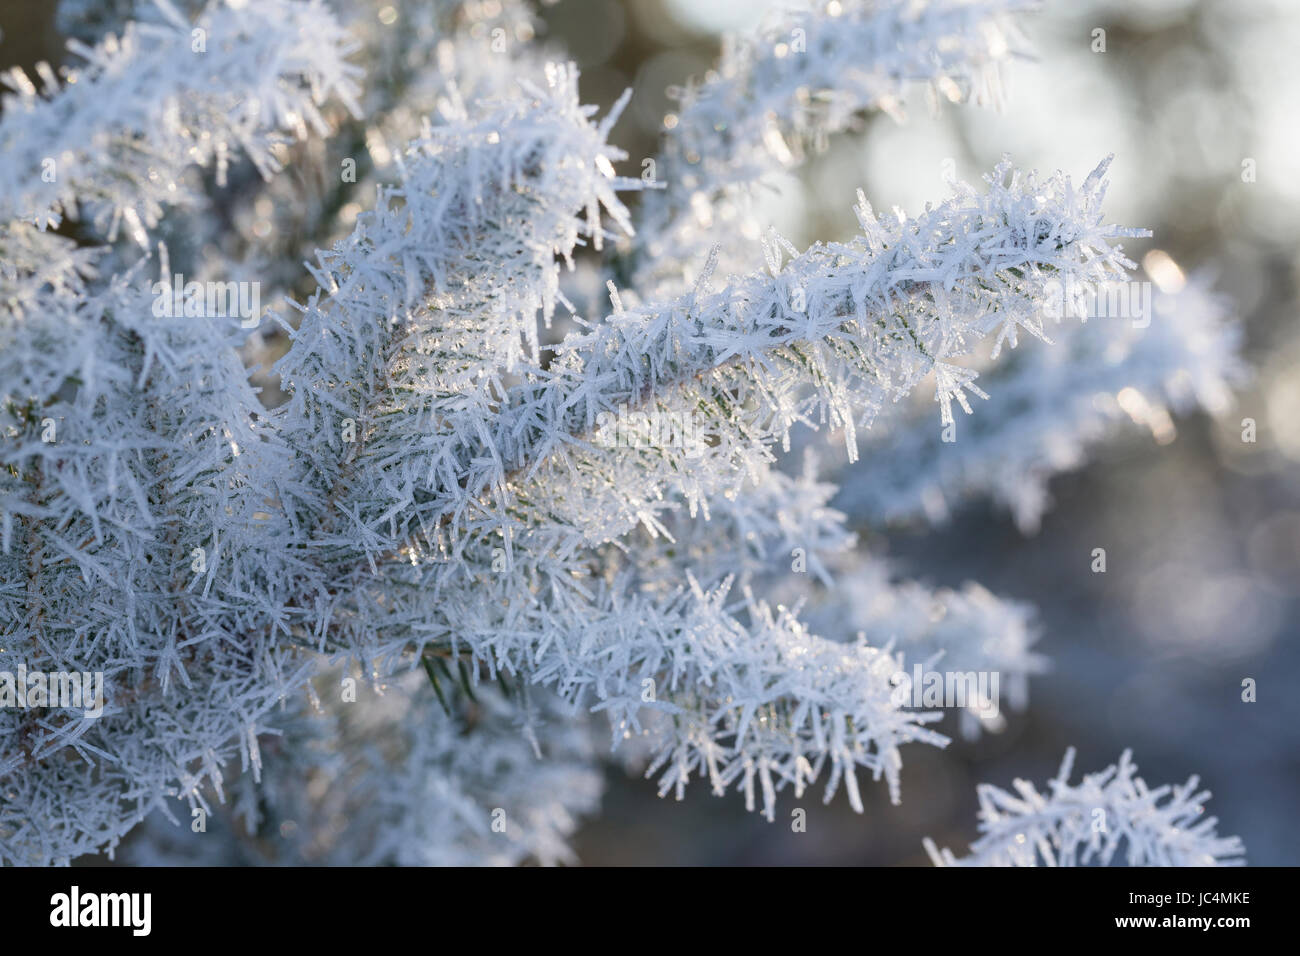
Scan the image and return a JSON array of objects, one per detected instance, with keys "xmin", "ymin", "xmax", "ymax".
[{"xmin": 4, "ymin": 0, "xmax": 1296, "ymax": 864}]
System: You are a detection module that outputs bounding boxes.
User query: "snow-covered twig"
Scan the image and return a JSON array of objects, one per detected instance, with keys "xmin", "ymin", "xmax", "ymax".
[{"xmin": 925, "ymin": 748, "xmax": 1246, "ymax": 866}]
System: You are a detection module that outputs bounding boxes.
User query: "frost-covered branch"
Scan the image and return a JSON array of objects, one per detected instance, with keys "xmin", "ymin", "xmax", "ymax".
[
  {"xmin": 633, "ymin": 0, "xmax": 1034, "ymax": 291},
  {"xmin": 0, "ymin": 0, "xmax": 1247, "ymax": 867},
  {"xmin": 178, "ymin": 0, "xmax": 556, "ymax": 319},
  {"xmin": 426, "ymin": 156, "xmax": 1145, "ymax": 558},
  {"xmin": 925, "ymin": 748, "xmax": 1246, "ymax": 866},
  {"xmin": 0, "ymin": 257, "xmax": 309, "ymax": 863},
  {"xmin": 271, "ymin": 155, "xmax": 1140, "ymax": 821},
  {"xmin": 782, "ymin": 556, "xmax": 1044, "ymax": 739},
  {"xmin": 834, "ymin": 268, "xmax": 1245, "ymax": 531},
  {"xmin": 0, "ymin": 0, "xmax": 361, "ymax": 242}
]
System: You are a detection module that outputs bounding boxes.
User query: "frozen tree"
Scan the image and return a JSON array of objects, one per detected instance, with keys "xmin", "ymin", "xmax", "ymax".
[{"xmin": 0, "ymin": 0, "xmax": 1243, "ymax": 866}]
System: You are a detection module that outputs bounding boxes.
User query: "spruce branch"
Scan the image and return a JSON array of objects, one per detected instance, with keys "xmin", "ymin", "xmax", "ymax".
[
  {"xmin": 925, "ymin": 749, "xmax": 1246, "ymax": 866},
  {"xmin": 0, "ymin": 0, "xmax": 362, "ymax": 242}
]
